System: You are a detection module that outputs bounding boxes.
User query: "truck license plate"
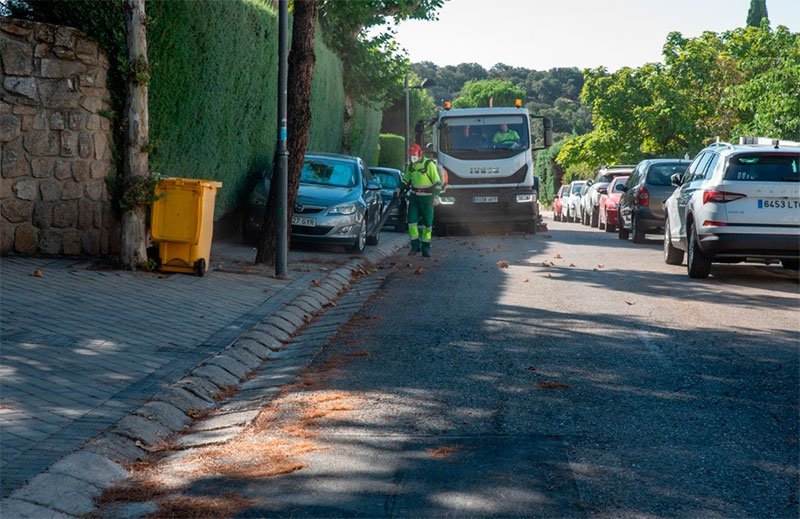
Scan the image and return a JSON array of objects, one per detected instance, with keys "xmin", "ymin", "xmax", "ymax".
[
  {"xmin": 292, "ymin": 216, "xmax": 316, "ymax": 227},
  {"xmin": 473, "ymin": 196, "xmax": 498, "ymax": 203}
]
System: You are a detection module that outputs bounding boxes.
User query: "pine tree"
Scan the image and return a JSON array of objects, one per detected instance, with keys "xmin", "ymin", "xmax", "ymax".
[{"xmin": 746, "ymin": 0, "xmax": 769, "ymax": 27}]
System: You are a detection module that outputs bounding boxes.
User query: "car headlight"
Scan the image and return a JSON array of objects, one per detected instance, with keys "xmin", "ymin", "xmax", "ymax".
[{"xmin": 328, "ymin": 202, "xmax": 358, "ymax": 215}]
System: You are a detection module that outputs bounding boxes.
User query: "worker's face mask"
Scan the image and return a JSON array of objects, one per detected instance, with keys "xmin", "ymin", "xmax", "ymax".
[{"xmin": 410, "ymin": 154, "xmax": 420, "ymax": 163}]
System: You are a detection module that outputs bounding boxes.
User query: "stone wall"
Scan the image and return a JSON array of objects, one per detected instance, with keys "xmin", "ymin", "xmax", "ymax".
[{"xmin": 0, "ymin": 17, "xmax": 118, "ymax": 256}]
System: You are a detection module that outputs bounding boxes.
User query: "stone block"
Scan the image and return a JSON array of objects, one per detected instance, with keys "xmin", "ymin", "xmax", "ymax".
[
  {"xmin": 39, "ymin": 178, "xmax": 61, "ymax": 201},
  {"xmin": 2, "ymin": 197, "xmax": 33, "ymax": 222},
  {"xmin": 23, "ymin": 130, "xmax": 59, "ymax": 156},
  {"xmin": 13, "ymin": 178, "xmax": 36, "ymax": 200},
  {"xmin": 4, "ymin": 76, "xmax": 36, "ymax": 99},
  {"xmin": 133, "ymin": 401, "xmax": 191, "ymax": 431},
  {"xmin": 31, "ymin": 157, "xmax": 53, "ymax": 178},
  {"xmin": 1, "ymin": 39, "xmax": 33, "ymax": 75},
  {"xmin": 14, "ymin": 224, "xmax": 37, "ymax": 253},
  {"xmin": 32, "ymin": 201, "xmax": 52, "ymax": 228},
  {"xmin": 0, "ymin": 114, "xmax": 21, "ymax": 142},
  {"xmin": 38, "ymin": 229, "xmax": 62, "ymax": 255},
  {"xmin": 49, "ymin": 451, "xmax": 129, "ymax": 488},
  {"xmin": 53, "ymin": 200, "xmax": 77, "ymax": 227}
]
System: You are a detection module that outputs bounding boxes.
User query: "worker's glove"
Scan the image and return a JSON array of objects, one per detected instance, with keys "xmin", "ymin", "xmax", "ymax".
[
  {"xmin": 432, "ymin": 196, "xmax": 441, "ymax": 207},
  {"xmin": 434, "ymin": 188, "xmax": 442, "ymax": 197},
  {"xmin": 393, "ymin": 189, "xmax": 400, "ymax": 199}
]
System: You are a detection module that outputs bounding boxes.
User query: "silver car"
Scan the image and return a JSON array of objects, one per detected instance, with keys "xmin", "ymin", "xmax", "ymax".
[
  {"xmin": 244, "ymin": 153, "xmax": 384, "ymax": 254},
  {"xmin": 663, "ymin": 139, "xmax": 800, "ymax": 278}
]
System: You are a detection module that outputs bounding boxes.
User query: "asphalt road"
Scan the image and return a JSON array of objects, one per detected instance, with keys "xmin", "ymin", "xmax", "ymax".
[{"xmin": 94, "ymin": 217, "xmax": 800, "ymax": 518}]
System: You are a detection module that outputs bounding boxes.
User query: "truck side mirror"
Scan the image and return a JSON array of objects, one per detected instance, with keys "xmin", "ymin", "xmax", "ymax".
[{"xmin": 543, "ymin": 117, "xmax": 553, "ymax": 147}]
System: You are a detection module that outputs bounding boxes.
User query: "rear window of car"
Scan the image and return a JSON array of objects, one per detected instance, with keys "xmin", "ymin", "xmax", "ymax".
[
  {"xmin": 647, "ymin": 164, "xmax": 688, "ymax": 186},
  {"xmin": 570, "ymin": 183, "xmax": 584, "ymax": 194},
  {"xmin": 373, "ymin": 172, "xmax": 400, "ymax": 189},
  {"xmin": 724, "ymin": 153, "xmax": 800, "ymax": 182}
]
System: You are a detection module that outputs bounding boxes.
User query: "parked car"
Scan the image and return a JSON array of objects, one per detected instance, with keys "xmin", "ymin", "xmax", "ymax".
[
  {"xmin": 581, "ymin": 165, "xmax": 635, "ymax": 227},
  {"xmin": 243, "ymin": 153, "xmax": 384, "ymax": 254},
  {"xmin": 618, "ymin": 159, "xmax": 690, "ymax": 243},
  {"xmin": 552, "ymin": 184, "xmax": 568, "ymax": 222},
  {"xmin": 598, "ymin": 175, "xmax": 628, "ymax": 232},
  {"xmin": 578, "ymin": 181, "xmax": 593, "ymax": 225},
  {"xmin": 663, "ymin": 139, "xmax": 800, "ymax": 278},
  {"xmin": 370, "ymin": 166, "xmax": 407, "ymax": 232},
  {"xmin": 563, "ymin": 180, "xmax": 587, "ymax": 223}
]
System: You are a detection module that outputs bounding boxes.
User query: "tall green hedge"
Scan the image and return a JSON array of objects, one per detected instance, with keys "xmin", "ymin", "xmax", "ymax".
[
  {"xmin": 378, "ymin": 134, "xmax": 405, "ymax": 170},
  {"xmin": 147, "ymin": 0, "xmax": 280, "ymax": 214}
]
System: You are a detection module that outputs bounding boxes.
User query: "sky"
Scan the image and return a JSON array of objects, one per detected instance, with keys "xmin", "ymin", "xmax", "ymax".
[{"xmin": 385, "ymin": 0, "xmax": 800, "ymax": 72}]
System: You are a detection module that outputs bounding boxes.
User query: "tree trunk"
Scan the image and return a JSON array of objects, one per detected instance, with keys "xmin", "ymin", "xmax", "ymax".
[
  {"xmin": 341, "ymin": 93, "xmax": 354, "ymax": 154},
  {"xmin": 255, "ymin": 0, "xmax": 317, "ymax": 265},
  {"xmin": 120, "ymin": 0, "xmax": 149, "ymax": 270}
]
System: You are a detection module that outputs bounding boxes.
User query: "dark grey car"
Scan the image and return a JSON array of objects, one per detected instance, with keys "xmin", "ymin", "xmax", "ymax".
[{"xmin": 618, "ymin": 158, "xmax": 690, "ymax": 243}]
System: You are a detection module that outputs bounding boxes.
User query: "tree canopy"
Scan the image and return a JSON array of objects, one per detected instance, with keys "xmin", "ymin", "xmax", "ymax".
[{"xmin": 557, "ymin": 23, "xmax": 800, "ymax": 168}]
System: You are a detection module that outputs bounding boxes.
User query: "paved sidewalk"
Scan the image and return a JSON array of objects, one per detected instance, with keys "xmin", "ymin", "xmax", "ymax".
[{"xmin": 0, "ymin": 232, "xmax": 407, "ymax": 518}]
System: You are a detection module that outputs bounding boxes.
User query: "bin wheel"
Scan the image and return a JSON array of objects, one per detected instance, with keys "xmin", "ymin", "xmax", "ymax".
[{"xmin": 195, "ymin": 258, "xmax": 206, "ymax": 277}]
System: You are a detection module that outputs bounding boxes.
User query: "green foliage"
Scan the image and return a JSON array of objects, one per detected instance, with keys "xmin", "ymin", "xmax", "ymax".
[
  {"xmin": 349, "ymin": 100, "xmax": 383, "ymax": 165},
  {"xmin": 452, "ymin": 79, "xmax": 526, "ymax": 108},
  {"xmin": 378, "ymin": 133, "xmax": 405, "ymax": 170},
  {"xmin": 307, "ymin": 30, "xmax": 345, "ymax": 152},
  {"xmin": 533, "ymin": 140, "xmax": 565, "ymax": 207},
  {"xmin": 558, "ymin": 23, "xmax": 800, "ymax": 169},
  {"xmin": 318, "ymin": 0, "xmax": 446, "ymax": 106},
  {"xmin": 746, "ymin": 0, "xmax": 768, "ymax": 27},
  {"xmin": 145, "ymin": 0, "xmax": 279, "ymax": 215}
]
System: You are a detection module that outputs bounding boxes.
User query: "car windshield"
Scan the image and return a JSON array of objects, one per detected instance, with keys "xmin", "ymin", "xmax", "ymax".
[
  {"xmin": 724, "ymin": 153, "xmax": 800, "ymax": 182},
  {"xmin": 300, "ymin": 158, "xmax": 357, "ymax": 187},
  {"xmin": 647, "ymin": 164, "xmax": 688, "ymax": 186},
  {"xmin": 438, "ymin": 114, "xmax": 529, "ymax": 159},
  {"xmin": 372, "ymin": 172, "xmax": 400, "ymax": 189}
]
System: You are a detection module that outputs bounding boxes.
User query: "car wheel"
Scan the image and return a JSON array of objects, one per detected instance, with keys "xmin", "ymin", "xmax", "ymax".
[
  {"xmin": 618, "ymin": 224, "xmax": 629, "ymax": 240},
  {"xmin": 663, "ymin": 217, "xmax": 684, "ymax": 265},
  {"xmin": 687, "ymin": 222, "xmax": 711, "ymax": 279},
  {"xmin": 632, "ymin": 215, "xmax": 646, "ymax": 244},
  {"xmin": 347, "ymin": 222, "xmax": 366, "ymax": 254},
  {"xmin": 605, "ymin": 221, "xmax": 616, "ymax": 233},
  {"xmin": 590, "ymin": 207, "xmax": 599, "ymax": 228},
  {"xmin": 781, "ymin": 259, "xmax": 799, "ymax": 270}
]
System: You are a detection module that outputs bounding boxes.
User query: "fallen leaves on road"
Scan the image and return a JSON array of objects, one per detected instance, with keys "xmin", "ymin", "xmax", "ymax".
[
  {"xmin": 497, "ymin": 261, "xmax": 509, "ymax": 268},
  {"xmin": 536, "ymin": 381, "xmax": 572, "ymax": 390},
  {"xmin": 30, "ymin": 269, "xmax": 43, "ymax": 277}
]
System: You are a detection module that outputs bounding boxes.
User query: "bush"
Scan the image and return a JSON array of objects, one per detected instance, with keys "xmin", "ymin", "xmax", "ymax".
[{"xmin": 378, "ymin": 134, "xmax": 405, "ymax": 170}]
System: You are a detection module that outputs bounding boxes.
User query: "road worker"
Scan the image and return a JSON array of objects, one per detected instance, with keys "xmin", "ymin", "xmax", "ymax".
[{"xmin": 395, "ymin": 144, "xmax": 442, "ymax": 257}]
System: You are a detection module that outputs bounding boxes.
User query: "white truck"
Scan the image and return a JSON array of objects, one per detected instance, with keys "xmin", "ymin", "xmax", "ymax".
[{"xmin": 430, "ymin": 102, "xmax": 553, "ymax": 236}]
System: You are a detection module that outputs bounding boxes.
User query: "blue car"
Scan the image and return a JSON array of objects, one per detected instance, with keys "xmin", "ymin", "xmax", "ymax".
[{"xmin": 370, "ymin": 166, "xmax": 408, "ymax": 232}]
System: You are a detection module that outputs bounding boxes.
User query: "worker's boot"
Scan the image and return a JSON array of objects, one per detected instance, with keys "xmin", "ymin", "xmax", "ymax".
[{"xmin": 408, "ymin": 239, "xmax": 420, "ymax": 256}]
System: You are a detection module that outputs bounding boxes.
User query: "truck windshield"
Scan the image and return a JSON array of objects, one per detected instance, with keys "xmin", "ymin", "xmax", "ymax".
[{"xmin": 439, "ymin": 115, "xmax": 529, "ymax": 159}]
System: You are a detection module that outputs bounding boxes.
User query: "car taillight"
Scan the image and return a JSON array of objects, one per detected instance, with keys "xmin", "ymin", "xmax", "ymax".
[
  {"xmin": 702, "ymin": 190, "xmax": 746, "ymax": 204},
  {"xmin": 637, "ymin": 187, "xmax": 650, "ymax": 207}
]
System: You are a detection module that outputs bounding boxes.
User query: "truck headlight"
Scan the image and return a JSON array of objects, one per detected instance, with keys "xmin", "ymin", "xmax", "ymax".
[{"xmin": 516, "ymin": 194, "xmax": 534, "ymax": 203}]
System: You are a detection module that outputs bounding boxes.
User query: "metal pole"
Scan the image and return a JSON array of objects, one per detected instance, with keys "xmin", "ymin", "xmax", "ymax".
[
  {"xmin": 275, "ymin": 0, "xmax": 288, "ymax": 276},
  {"xmin": 404, "ymin": 73, "xmax": 410, "ymax": 169}
]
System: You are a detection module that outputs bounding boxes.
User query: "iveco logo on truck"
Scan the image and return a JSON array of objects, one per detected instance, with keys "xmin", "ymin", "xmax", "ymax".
[{"xmin": 428, "ymin": 100, "xmax": 553, "ymax": 236}]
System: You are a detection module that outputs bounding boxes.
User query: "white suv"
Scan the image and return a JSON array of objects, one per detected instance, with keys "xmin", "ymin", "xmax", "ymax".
[{"xmin": 663, "ymin": 138, "xmax": 800, "ymax": 278}]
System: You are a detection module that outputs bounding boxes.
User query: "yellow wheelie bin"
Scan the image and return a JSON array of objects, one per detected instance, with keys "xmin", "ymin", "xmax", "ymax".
[{"xmin": 150, "ymin": 177, "xmax": 222, "ymax": 276}]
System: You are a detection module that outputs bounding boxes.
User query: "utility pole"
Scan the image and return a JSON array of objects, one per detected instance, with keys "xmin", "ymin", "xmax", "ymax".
[{"xmin": 275, "ymin": 0, "xmax": 288, "ymax": 276}]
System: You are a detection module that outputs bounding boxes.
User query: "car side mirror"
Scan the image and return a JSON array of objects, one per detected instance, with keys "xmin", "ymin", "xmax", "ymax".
[
  {"xmin": 597, "ymin": 187, "xmax": 608, "ymax": 195},
  {"xmin": 670, "ymin": 173, "xmax": 683, "ymax": 187},
  {"xmin": 366, "ymin": 180, "xmax": 382, "ymax": 191}
]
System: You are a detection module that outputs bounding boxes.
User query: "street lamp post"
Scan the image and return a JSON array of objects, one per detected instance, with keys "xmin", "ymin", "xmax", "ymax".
[{"xmin": 404, "ymin": 74, "xmax": 435, "ymax": 168}]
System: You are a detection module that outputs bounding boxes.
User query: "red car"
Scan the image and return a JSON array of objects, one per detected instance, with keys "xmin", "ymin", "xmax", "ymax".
[
  {"xmin": 552, "ymin": 184, "xmax": 567, "ymax": 222},
  {"xmin": 598, "ymin": 176, "xmax": 628, "ymax": 232}
]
